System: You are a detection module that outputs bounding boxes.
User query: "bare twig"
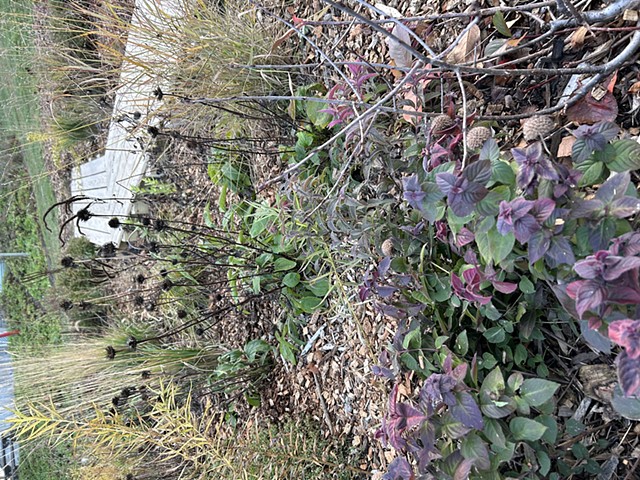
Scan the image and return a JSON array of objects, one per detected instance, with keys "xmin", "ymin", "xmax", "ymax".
[
  {"xmin": 300, "ymin": 1, "xmax": 557, "ymax": 24},
  {"xmin": 454, "ymin": 69, "xmax": 469, "ymax": 169},
  {"xmin": 182, "ymin": 94, "xmax": 439, "ymax": 118},
  {"xmin": 550, "ymin": 0, "xmax": 640, "ymax": 28}
]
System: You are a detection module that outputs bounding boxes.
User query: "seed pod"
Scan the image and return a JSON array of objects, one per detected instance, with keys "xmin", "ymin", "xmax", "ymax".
[
  {"xmin": 466, "ymin": 126, "xmax": 492, "ymax": 150},
  {"xmin": 522, "ymin": 115, "xmax": 555, "ymax": 141},
  {"xmin": 381, "ymin": 238, "xmax": 394, "ymax": 256},
  {"xmin": 431, "ymin": 114, "xmax": 454, "ymax": 132}
]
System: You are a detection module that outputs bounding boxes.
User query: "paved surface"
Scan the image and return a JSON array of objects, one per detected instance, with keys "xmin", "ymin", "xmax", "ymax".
[{"xmin": 70, "ymin": 0, "xmax": 183, "ymax": 246}]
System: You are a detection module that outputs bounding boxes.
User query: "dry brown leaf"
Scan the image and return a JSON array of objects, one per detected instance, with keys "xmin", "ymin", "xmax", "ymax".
[
  {"xmin": 557, "ymin": 136, "xmax": 576, "ymax": 158},
  {"xmin": 629, "ymin": 81, "xmax": 640, "ymax": 94},
  {"xmin": 567, "ymin": 91, "xmax": 618, "ymax": 124},
  {"xmin": 446, "ymin": 24, "xmax": 481, "ymax": 64},
  {"xmin": 374, "ymin": 2, "xmax": 403, "ymax": 18},
  {"xmin": 387, "ymin": 24, "xmax": 413, "ymax": 67},
  {"xmin": 569, "ymin": 26, "xmax": 588, "ymax": 49},
  {"xmin": 402, "ymin": 89, "xmax": 422, "ymax": 125}
]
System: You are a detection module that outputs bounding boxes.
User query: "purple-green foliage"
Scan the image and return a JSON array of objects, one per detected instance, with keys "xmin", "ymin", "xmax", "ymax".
[{"xmin": 371, "ymin": 119, "xmax": 640, "ymax": 477}]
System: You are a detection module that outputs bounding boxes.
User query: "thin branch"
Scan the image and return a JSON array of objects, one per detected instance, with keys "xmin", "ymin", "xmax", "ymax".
[
  {"xmin": 300, "ymin": 1, "xmax": 557, "ymax": 24},
  {"xmin": 454, "ymin": 69, "xmax": 469, "ymax": 169}
]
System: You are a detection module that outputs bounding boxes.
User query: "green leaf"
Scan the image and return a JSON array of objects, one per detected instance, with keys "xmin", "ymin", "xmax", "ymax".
[
  {"xmin": 578, "ymin": 160, "xmax": 604, "ymax": 187},
  {"xmin": 440, "ymin": 412, "xmax": 470, "ymax": 439},
  {"xmin": 481, "ymin": 392, "xmax": 517, "ymax": 419},
  {"xmin": 509, "ymin": 417, "xmax": 547, "ymax": 441},
  {"xmin": 480, "ymin": 138, "xmax": 501, "ymax": 162},
  {"xmin": 513, "ymin": 344, "xmax": 528, "ymax": 367},
  {"xmin": 481, "ymin": 367, "xmax": 505, "ymax": 395},
  {"xmin": 520, "ymin": 378, "xmax": 560, "ymax": 407},
  {"xmin": 607, "ymin": 139, "xmax": 640, "ymax": 172},
  {"xmin": 476, "ymin": 186, "xmax": 511, "ymax": 216},
  {"xmin": 307, "ymin": 277, "xmax": 330, "ymax": 297},
  {"xmin": 400, "ymin": 352, "xmax": 422, "ymax": 372},
  {"xmin": 483, "ymin": 418, "xmax": 506, "ymax": 449},
  {"xmin": 455, "ymin": 330, "xmax": 469, "ymax": 356},
  {"xmin": 277, "ymin": 336, "xmax": 297, "ymax": 364},
  {"xmin": 537, "ymin": 450, "xmax": 551, "ymax": 476},
  {"xmin": 537, "ymin": 415, "xmax": 558, "ymax": 444},
  {"xmin": 305, "ymin": 100, "xmax": 332, "ymax": 128},
  {"xmin": 461, "ymin": 433, "xmax": 490, "ymax": 470},
  {"xmin": 491, "ymin": 161, "xmax": 515, "ymax": 185},
  {"xmin": 476, "ymin": 217, "xmax": 515, "ymax": 264},
  {"xmin": 282, "ymin": 272, "xmax": 300, "ymax": 288},
  {"xmin": 403, "ymin": 328, "xmax": 422, "ymax": 350},
  {"xmin": 519, "ymin": 276, "xmax": 535, "ymax": 294},
  {"xmin": 572, "ymin": 442, "xmax": 589, "ymax": 460},
  {"xmin": 244, "ymin": 339, "xmax": 271, "ymax": 361},
  {"xmin": 299, "ymin": 296, "xmax": 323, "ymax": 313},
  {"xmin": 273, "ymin": 257, "xmax": 297, "ymax": 272},
  {"xmin": 565, "ymin": 418, "xmax": 585, "ymax": 437},
  {"xmin": 218, "ymin": 184, "xmax": 228, "ymax": 211},
  {"xmin": 252, "ymin": 276, "xmax": 261, "ymax": 294},
  {"xmin": 245, "ymin": 392, "xmax": 261, "ymax": 407},
  {"xmin": 435, "ymin": 335, "xmax": 449, "ymax": 349},
  {"xmin": 483, "ymin": 326, "xmax": 506, "ymax": 343},
  {"xmin": 492, "ymin": 11, "xmax": 512, "ymax": 36},
  {"xmin": 507, "ymin": 372, "xmax": 524, "ymax": 392}
]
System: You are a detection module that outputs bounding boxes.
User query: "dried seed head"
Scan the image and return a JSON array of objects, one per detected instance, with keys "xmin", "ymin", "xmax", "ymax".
[
  {"xmin": 381, "ymin": 238, "xmax": 394, "ymax": 256},
  {"xmin": 99, "ymin": 243, "xmax": 116, "ymax": 257},
  {"xmin": 60, "ymin": 300, "xmax": 73, "ymax": 311},
  {"xmin": 431, "ymin": 114, "xmax": 454, "ymax": 133},
  {"xmin": 135, "ymin": 274, "xmax": 146, "ymax": 284},
  {"xmin": 195, "ymin": 327, "xmax": 205, "ymax": 336},
  {"xmin": 61, "ymin": 256, "xmax": 75, "ymax": 268},
  {"xmin": 466, "ymin": 126, "xmax": 492, "ymax": 150},
  {"xmin": 77, "ymin": 207, "xmax": 92, "ymax": 222},
  {"xmin": 177, "ymin": 309, "xmax": 187, "ymax": 319},
  {"xmin": 153, "ymin": 219, "xmax": 166, "ymax": 231},
  {"xmin": 105, "ymin": 346, "xmax": 116, "ymax": 360},
  {"xmin": 108, "ymin": 217, "xmax": 120, "ymax": 229},
  {"xmin": 522, "ymin": 115, "xmax": 555, "ymax": 141},
  {"xmin": 127, "ymin": 336, "xmax": 138, "ymax": 350}
]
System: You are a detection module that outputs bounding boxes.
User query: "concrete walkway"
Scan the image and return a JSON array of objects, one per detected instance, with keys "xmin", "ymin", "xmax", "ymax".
[{"xmin": 70, "ymin": 0, "xmax": 184, "ymax": 246}]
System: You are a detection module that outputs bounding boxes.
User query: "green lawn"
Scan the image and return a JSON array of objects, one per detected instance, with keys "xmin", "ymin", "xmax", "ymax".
[
  {"xmin": 0, "ymin": 1, "xmax": 64, "ymax": 344},
  {"xmin": 0, "ymin": 0, "xmax": 59, "ymax": 266}
]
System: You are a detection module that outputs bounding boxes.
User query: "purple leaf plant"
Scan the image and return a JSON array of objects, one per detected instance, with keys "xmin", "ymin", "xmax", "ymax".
[
  {"xmin": 436, "ymin": 160, "xmax": 491, "ymax": 217},
  {"xmin": 511, "ymin": 142, "xmax": 558, "ymax": 195}
]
